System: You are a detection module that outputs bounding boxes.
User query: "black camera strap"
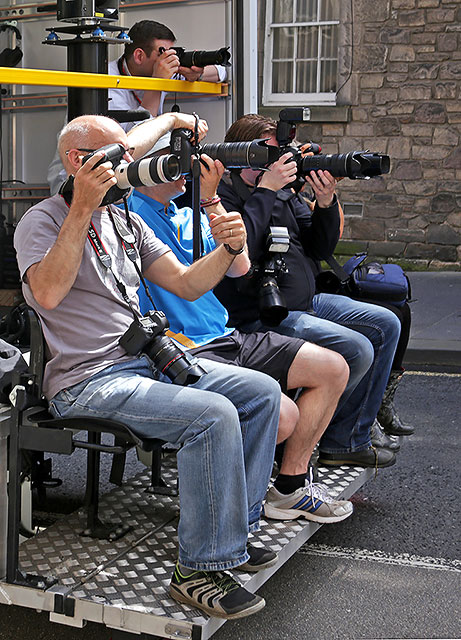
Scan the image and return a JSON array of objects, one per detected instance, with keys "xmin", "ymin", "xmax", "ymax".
[{"xmin": 115, "ymin": 199, "xmax": 159, "ymax": 313}]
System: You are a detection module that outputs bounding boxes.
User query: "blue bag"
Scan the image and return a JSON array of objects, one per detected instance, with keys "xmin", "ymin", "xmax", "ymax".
[
  {"xmin": 318, "ymin": 253, "xmax": 411, "ymax": 307},
  {"xmin": 342, "ymin": 254, "xmax": 410, "ymax": 306}
]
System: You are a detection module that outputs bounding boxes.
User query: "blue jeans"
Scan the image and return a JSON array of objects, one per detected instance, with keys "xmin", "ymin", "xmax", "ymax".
[
  {"xmin": 241, "ymin": 293, "xmax": 400, "ymax": 453},
  {"xmin": 49, "ymin": 356, "xmax": 280, "ymax": 571}
]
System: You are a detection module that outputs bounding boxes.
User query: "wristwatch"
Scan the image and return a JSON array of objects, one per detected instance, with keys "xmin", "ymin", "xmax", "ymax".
[{"xmin": 224, "ymin": 243, "xmax": 245, "ymax": 255}]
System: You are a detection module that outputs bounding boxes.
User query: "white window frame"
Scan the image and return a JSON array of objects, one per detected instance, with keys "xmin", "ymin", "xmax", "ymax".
[{"xmin": 262, "ymin": 0, "xmax": 340, "ymax": 106}]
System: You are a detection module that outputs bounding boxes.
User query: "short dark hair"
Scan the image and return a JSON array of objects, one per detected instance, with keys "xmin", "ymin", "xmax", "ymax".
[
  {"xmin": 224, "ymin": 114, "xmax": 277, "ymax": 143},
  {"xmin": 124, "ymin": 20, "xmax": 176, "ymax": 59}
]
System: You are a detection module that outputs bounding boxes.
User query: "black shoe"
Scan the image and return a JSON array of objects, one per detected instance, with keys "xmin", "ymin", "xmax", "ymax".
[
  {"xmin": 378, "ymin": 370, "xmax": 414, "ymax": 436},
  {"xmin": 239, "ymin": 543, "xmax": 278, "ymax": 572},
  {"xmin": 318, "ymin": 446, "xmax": 396, "ymax": 468},
  {"xmin": 381, "ymin": 416, "xmax": 414, "ymax": 437},
  {"xmin": 370, "ymin": 419, "xmax": 400, "ymax": 452},
  {"xmin": 170, "ymin": 564, "xmax": 265, "ymax": 619}
]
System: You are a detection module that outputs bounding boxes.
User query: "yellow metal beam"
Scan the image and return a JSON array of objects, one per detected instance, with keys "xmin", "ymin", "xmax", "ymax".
[{"xmin": 0, "ymin": 67, "xmax": 227, "ymax": 95}]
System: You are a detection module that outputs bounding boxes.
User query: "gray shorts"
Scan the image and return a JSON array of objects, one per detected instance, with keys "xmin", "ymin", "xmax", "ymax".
[{"xmin": 189, "ymin": 329, "xmax": 305, "ymax": 392}]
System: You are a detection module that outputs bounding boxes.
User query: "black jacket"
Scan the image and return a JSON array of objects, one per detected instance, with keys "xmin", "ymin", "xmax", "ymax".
[{"xmin": 215, "ymin": 173, "xmax": 341, "ymax": 327}]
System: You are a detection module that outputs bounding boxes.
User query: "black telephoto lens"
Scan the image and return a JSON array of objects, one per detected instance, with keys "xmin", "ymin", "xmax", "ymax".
[
  {"xmin": 115, "ymin": 154, "xmax": 182, "ymax": 188},
  {"xmin": 177, "ymin": 47, "xmax": 231, "ymax": 68},
  {"xmin": 299, "ymin": 151, "xmax": 390, "ymax": 180},
  {"xmin": 258, "ymin": 277, "xmax": 288, "ymax": 327},
  {"xmin": 201, "ymin": 139, "xmax": 279, "ymax": 169}
]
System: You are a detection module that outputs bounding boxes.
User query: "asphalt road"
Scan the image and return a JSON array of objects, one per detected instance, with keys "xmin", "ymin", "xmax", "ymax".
[{"xmin": 0, "ymin": 371, "xmax": 460, "ymax": 640}]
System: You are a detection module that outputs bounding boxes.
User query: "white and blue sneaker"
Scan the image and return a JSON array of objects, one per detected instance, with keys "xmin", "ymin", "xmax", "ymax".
[{"xmin": 263, "ymin": 483, "xmax": 353, "ymax": 523}]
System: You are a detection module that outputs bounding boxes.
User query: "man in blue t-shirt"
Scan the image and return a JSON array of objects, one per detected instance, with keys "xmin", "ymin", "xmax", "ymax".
[{"xmin": 126, "ymin": 154, "xmax": 354, "ymax": 525}]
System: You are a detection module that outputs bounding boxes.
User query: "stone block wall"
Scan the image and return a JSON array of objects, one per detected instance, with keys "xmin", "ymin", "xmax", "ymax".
[{"xmin": 259, "ymin": 0, "xmax": 461, "ymax": 270}]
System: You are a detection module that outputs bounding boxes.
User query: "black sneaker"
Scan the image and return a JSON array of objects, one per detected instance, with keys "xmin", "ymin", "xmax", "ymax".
[
  {"xmin": 238, "ymin": 543, "xmax": 278, "ymax": 572},
  {"xmin": 169, "ymin": 564, "xmax": 265, "ymax": 619}
]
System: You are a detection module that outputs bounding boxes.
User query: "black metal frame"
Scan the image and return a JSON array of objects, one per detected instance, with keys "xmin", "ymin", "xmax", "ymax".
[{"xmin": 5, "ymin": 307, "xmax": 178, "ymax": 587}]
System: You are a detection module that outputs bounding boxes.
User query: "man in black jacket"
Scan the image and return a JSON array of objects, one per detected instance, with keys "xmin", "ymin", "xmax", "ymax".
[{"xmin": 215, "ymin": 114, "xmax": 401, "ymax": 470}]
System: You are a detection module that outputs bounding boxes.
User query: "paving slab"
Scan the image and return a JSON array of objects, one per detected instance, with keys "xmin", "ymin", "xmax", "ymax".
[{"xmin": 405, "ymin": 271, "xmax": 461, "ymax": 368}]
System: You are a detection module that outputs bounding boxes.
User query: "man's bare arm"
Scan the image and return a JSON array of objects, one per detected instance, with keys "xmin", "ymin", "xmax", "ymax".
[
  {"xmin": 143, "ymin": 243, "xmax": 239, "ymax": 302},
  {"xmin": 27, "ymin": 153, "xmax": 116, "ymax": 310},
  {"xmin": 127, "ymin": 112, "xmax": 208, "ymax": 160}
]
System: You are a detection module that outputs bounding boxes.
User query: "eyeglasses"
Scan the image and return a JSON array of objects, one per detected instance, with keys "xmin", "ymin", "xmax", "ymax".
[{"xmin": 65, "ymin": 147, "xmax": 135, "ymax": 156}]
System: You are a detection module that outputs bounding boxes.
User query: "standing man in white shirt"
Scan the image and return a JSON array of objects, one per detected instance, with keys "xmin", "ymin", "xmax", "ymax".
[{"xmin": 47, "ymin": 19, "xmax": 227, "ymax": 193}]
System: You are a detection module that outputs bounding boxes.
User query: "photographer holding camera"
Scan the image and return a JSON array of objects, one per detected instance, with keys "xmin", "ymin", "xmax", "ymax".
[
  {"xmin": 108, "ymin": 20, "xmax": 228, "ymax": 131},
  {"xmin": 47, "ymin": 20, "xmax": 227, "ymax": 194},
  {"xmin": 14, "ymin": 112, "xmax": 284, "ymax": 620},
  {"xmin": 215, "ymin": 114, "xmax": 402, "ymax": 469},
  {"xmin": 125, "ymin": 144, "xmax": 354, "ymax": 524}
]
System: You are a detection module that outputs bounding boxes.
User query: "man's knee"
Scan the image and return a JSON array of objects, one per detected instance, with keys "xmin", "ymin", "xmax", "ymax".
[{"xmin": 288, "ymin": 343, "xmax": 349, "ymax": 394}]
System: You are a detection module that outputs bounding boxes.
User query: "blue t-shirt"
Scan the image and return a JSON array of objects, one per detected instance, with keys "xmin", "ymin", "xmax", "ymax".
[{"xmin": 126, "ymin": 190, "xmax": 234, "ymax": 348}]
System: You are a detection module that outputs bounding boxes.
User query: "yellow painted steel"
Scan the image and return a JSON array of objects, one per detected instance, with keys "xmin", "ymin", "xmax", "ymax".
[{"xmin": 0, "ymin": 67, "xmax": 227, "ymax": 95}]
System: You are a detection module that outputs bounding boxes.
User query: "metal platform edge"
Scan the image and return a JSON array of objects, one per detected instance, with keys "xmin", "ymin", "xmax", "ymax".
[{"xmin": 0, "ymin": 463, "xmax": 375, "ymax": 640}]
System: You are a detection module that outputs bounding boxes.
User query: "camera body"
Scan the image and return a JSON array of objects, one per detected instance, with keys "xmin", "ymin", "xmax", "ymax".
[
  {"xmin": 80, "ymin": 143, "xmax": 182, "ymax": 206},
  {"xmin": 238, "ymin": 227, "xmax": 290, "ymax": 327},
  {"xmin": 119, "ymin": 310, "xmax": 205, "ymax": 386},
  {"xmin": 158, "ymin": 46, "xmax": 231, "ymax": 68},
  {"xmin": 276, "ymin": 107, "xmax": 390, "ymax": 185},
  {"xmin": 169, "ymin": 128, "xmax": 279, "ymax": 176}
]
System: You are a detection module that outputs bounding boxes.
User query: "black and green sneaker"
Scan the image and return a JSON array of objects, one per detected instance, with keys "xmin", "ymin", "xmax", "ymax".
[{"xmin": 169, "ymin": 564, "xmax": 265, "ymax": 619}]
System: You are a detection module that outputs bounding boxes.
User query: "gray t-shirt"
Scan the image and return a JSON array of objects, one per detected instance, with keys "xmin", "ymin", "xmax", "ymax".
[{"xmin": 14, "ymin": 194, "xmax": 170, "ymax": 399}]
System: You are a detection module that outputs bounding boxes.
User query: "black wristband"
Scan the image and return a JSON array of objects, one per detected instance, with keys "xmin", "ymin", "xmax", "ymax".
[{"xmin": 224, "ymin": 243, "xmax": 245, "ymax": 255}]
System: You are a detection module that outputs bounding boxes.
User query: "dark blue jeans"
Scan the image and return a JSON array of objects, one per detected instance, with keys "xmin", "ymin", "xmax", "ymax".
[{"xmin": 241, "ymin": 293, "xmax": 401, "ymax": 453}]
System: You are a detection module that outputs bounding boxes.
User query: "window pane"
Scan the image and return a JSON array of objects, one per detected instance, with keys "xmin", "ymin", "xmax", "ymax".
[
  {"xmin": 297, "ymin": 25, "xmax": 318, "ymax": 59},
  {"xmin": 273, "ymin": 27, "xmax": 295, "ymax": 59},
  {"xmin": 296, "ymin": 60, "xmax": 318, "ymax": 93},
  {"xmin": 321, "ymin": 24, "xmax": 338, "ymax": 58},
  {"xmin": 320, "ymin": 0, "xmax": 340, "ymax": 21},
  {"xmin": 272, "ymin": 61, "xmax": 294, "ymax": 92},
  {"xmin": 320, "ymin": 59, "xmax": 337, "ymax": 92},
  {"xmin": 273, "ymin": 0, "xmax": 294, "ymax": 23},
  {"xmin": 296, "ymin": 0, "xmax": 317, "ymax": 21}
]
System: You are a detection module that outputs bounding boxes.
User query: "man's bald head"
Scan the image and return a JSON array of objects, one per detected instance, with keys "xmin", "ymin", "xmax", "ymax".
[{"xmin": 58, "ymin": 115, "xmax": 128, "ymax": 172}]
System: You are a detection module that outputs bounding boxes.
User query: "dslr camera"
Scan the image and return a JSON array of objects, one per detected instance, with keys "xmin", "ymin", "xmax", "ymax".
[
  {"xmin": 238, "ymin": 227, "xmax": 290, "ymax": 327},
  {"xmin": 276, "ymin": 107, "xmax": 390, "ymax": 190},
  {"xmin": 119, "ymin": 310, "xmax": 206, "ymax": 386},
  {"xmin": 158, "ymin": 46, "xmax": 231, "ymax": 69},
  {"xmin": 80, "ymin": 143, "xmax": 182, "ymax": 205}
]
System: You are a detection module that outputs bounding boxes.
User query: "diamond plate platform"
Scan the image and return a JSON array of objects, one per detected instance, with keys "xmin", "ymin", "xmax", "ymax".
[{"xmin": 0, "ymin": 454, "xmax": 374, "ymax": 640}]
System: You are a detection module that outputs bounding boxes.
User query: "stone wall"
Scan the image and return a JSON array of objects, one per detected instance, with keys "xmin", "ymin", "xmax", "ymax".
[{"xmin": 259, "ymin": 0, "xmax": 461, "ymax": 270}]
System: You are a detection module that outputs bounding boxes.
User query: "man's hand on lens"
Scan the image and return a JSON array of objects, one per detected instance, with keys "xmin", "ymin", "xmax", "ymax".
[
  {"xmin": 180, "ymin": 65, "xmax": 204, "ymax": 82},
  {"xmin": 304, "ymin": 169, "xmax": 336, "ymax": 209},
  {"xmin": 153, "ymin": 48, "xmax": 180, "ymax": 78},
  {"xmin": 259, "ymin": 152, "xmax": 298, "ymax": 192},
  {"xmin": 209, "ymin": 210, "xmax": 246, "ymax": 252},
  {"xmin": 73, "ymin": 151, "xmax": 117, "ymax": 211},
  {"xmin": 199, "ymin": 154, "xmax": 224, "ymax": 198}
]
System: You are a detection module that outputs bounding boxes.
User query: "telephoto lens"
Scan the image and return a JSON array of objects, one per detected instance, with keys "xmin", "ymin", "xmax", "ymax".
[
  {"xmin": 175, "ymin": 46, "xmax": 231, "ymax": 68},
  {"xmin": 115, "ymin": 155, "xmax": 182, "ymax": 188},
  {"xmin": 299, "ymin": 151, "xmax": 390, "ymax": 180},
  {"xmin": 201, "ymin": 139, "xmax": 279, "ymax": 169},
  {"xmin": 258, "ymin": 271, "xmax": 289, "ymax": 327}
]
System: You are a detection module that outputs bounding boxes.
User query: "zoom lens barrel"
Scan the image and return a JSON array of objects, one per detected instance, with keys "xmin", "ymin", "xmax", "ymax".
[
  {"xmin": 299, "ymin": 151, "xmax": 390, "ymax": 180},
  {"xmin": 201, "ymin": 139, "xmax": 279, "ymax": 169},
  {"xmin": 115, "ymin": 154, "xmax": 182, "ymax": 189},
  {"xmin": 176, "ymin": 47, "xmax": 231, "ymax": 68}
]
